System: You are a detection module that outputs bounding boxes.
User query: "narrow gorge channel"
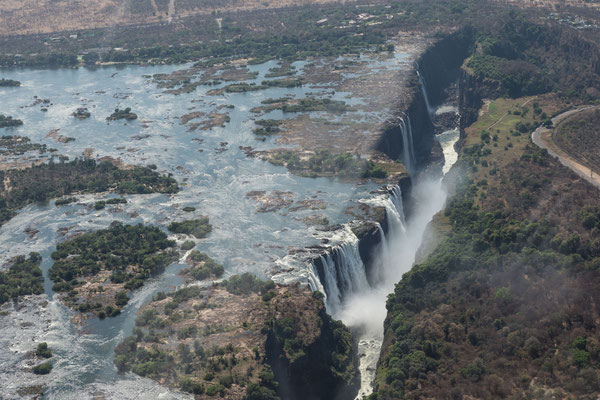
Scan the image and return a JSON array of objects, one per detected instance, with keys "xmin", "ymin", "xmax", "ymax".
[{"xmin": 309, "ymin": 80, "xmax": 461, "ymax": 398}]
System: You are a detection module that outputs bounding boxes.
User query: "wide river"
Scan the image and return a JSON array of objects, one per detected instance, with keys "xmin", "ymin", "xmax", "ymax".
[{"xmin": 0, "ymin": 55, "xmax": 419, "ymax": 399}]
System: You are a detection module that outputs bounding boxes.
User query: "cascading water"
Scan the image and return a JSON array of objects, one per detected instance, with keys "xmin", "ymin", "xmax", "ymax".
[
  {"xmin": 406, "ymin": 117, "xmax": 417, "ymax": 171},
  {"xmin": 310, "ymin": 92, "xmax": 461, "ymax": 398},
  {"xmin": 313, "ymin": 227, "xmax": 370, "ymax": 315},
  {"xmin": 399, "ymin": 117, "xmax": 415, "ymax": 174},
  {"xmin": 417, "ymin": 70, "xmax": 434, "ymax": 115}
]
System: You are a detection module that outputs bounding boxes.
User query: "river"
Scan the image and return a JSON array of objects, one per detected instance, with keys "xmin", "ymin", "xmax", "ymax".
[{"xmin": 0, "ymin": 54, "xmax": 416, "ymax": 399}]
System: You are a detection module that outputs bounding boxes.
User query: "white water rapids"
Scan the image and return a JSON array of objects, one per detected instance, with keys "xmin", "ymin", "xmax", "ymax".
[{"xmin": 312, "ymin": 108, "xmax": 460, "ymax": 398}]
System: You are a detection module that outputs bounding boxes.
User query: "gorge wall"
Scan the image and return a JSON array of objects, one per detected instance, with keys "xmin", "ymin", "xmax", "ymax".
[{"xmin": 313, "ymin": 29, "xmax": 477, "ymax": 313}]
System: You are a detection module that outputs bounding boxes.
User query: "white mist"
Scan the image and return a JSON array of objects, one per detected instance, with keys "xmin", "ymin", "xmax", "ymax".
[{"xmin": 336, "ymin": 129, "xmax": 459, "ymax": 398}]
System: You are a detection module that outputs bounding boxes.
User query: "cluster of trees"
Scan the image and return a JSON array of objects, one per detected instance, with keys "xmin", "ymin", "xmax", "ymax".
[
  {"xmin": 0, "ymin": 158, "xmax": 178, "ymax": 225},
  {"xmin": 184, "ymin": 251, "xmax": 224, "ymax": 281},
  {"xmin": 223, "ymin": 273, "xmax": 274, "ymax": 297},
  {"xmin": 467, "ymin": 14, "xmax": 600, "ymax": 101},
  {"xmin": 0, "ymin": 253, "xmax": 43, "ymax": 304},
  {"xmin": 0, "ymin": 53, "xmax": 78, "ymax": 68},
  {"xmin": 0, "ymin": 135, "xmax": 49, "ymax": 156},
  {"xmin": 281, "ymin": 98, "xmax": 351, "ymax": 113},
  {"xmin": 106, "ymin": 107, "xmax": 138, "ymax": 121},
  {"xmin": 49, "ymin": 222, "xmax": 177, "ymax": 315},
  {"xmin": 0, "ymin": 78, "xmax": 20, "ymax": 87},
  {"xmin": 467, "ymin": 54, "xmax": 549, "ymax": 97},
  {"xmin": 167, "ymin": 217, "xmax": 211, "ymax": 239},
  {"xmin": 253, "ymin": 120, "xmax": 282, "ymax": 136},
  {"xmin": 0, "ymin": 114, "xmax": 24, "ymax": 128},
  {"xmin": 269, "ymin": 150, "xmax": 387, "ymax": 179}
]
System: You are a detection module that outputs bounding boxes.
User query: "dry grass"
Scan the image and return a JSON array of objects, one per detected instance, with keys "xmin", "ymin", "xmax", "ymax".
[{"xmin": 0, "ymin": 0, "xmax": 349, "ymax": 36}]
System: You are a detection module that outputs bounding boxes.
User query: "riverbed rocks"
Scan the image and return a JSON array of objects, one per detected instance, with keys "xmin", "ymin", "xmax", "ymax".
[
  {"xmin": 114, "ymin": 281, "xmax": 359, "ymax": 400},
  {"xmin": 72, "ymin": 107, "xmax": 91, "ymax": 119},
  {"xmin": 245, "ymin": 190, "xmax": 295, "ymax": 213}
]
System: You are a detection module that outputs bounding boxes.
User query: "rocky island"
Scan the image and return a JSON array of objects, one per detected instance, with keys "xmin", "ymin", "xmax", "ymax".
[
  {"xmin": 107, "ymin": 107, "xmax": 138, "ymax": 121},
  {"xmin": 0, "ymin": 114, "xmax": 23, "ymax": 128}
]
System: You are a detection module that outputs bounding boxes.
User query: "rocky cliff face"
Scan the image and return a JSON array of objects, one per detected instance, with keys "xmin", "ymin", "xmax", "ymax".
[
  {"xmin": 458, "ymin": 67, "xmax": 504, "ymax": 134},
  {"xmin": 419, "ymin": 28, "xmax": 476, "ymax": 106},
  {"xmin": 265, "ymin": 289, "xmax": 360, "ymax": 400},
  {"xmin": 376, "ymin": 85, "xmax": 434, "ymax": 169}
]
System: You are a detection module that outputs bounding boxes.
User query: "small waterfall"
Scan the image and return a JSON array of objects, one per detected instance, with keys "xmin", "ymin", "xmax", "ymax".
[
  {"xmin": 406, "ymin": 116, "xmax": 416, "ymax": 172},
  {"xmin": 388, "ymin": 185, "xmax": 407, "ymax": 232},
  {"xmin": 320, "ymin": 253, "xmax": 343, "ymax": 312},
  {"xmin": 399, "ymin": 118, "xmax": 414, "ymax": 174},
  {"xmin": 417, "ymin": 70, "xmax": 434, "ymax": 115}
]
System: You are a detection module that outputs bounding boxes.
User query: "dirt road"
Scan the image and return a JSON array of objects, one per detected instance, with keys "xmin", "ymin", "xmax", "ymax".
[{"xmin": 531, "ymin": 106, "xmax": 600, "ymax": 189}]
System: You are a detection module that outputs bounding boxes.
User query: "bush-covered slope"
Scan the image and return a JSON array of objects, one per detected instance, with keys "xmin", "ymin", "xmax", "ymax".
[{"xmin": 370, "ymin": 91, "xmax": 600, "ymax": 399}]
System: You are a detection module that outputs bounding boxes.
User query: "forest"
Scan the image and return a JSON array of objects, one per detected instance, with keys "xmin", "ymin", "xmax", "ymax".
[
  {"xmin": 0, "ymin": 158, "xmax": 178, "ymax": 225},
  {"xmin": 370, "ymin": 94, "xmax": 600, "ymax": 399},
  {"xmin": 49, "ymin": 222, "xmax": 177, "ymax": 317},
  {"xmin": 0, "ymin": 253, "xmax": 43, "ymax": 304}
]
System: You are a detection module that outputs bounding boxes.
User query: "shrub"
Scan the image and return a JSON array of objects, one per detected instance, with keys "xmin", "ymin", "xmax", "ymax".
[
  {"xmin": 32, "ymin": 362, "xmax": 52, "ymax": 375},
  {"xmin": 35, "ymin": 342, "xmax": 52, "ymax": 358}
]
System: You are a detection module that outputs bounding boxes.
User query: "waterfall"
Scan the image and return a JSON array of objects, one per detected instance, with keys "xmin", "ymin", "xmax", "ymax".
[
  {"xmin": 313, "ymin": 185, "xmax": 407, "ymax": 313},
  {"xmin": 417, "ymin": 70, "xmax": 434, "ymax": 115},
  {"xmin": 312, "ymin": 227, "xmax": 370, "ymax": 315},
  {"xmin": 406, "ymin": 116, "xmax": 416, "ymax": 172},
  {"xmin": 399, "ymin": 118, "xmax": 414, "ymax": 174},
  {"xmin": 388, "ymin": 185, "xmax": 406, "ymax": 232},
  {"xmin": 320, "ymin": 253, "xmax": 343, "ymax": 312}
]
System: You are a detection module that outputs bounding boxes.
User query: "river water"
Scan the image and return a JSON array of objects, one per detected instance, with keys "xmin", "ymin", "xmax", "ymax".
[
  {"xmin": 338, "ymin": 112, "xmax": 460, "ymax": 399},
  {"xmin": 0, "ymin": 54, "xmax": 419, "ymax": 399}
]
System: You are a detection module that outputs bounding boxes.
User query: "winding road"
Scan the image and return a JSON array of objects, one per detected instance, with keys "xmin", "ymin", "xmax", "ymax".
[{"xmin": 531, "ymin": 105, "xmax": 600, "ymax": 189}]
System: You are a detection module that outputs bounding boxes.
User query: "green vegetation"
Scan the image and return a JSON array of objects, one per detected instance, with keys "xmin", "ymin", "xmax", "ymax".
[
  {"xmin": 95, "ymin": 197, "xmax": 128, "ymax": 210},
  {"xmin": 268, "ymin": 150, "xmax": 387, "ymax": 179},
  {"xmin": 49, "ymin": 222, "xmax": 177, "ymax": 316},
  {"xmin": 281, "ymin": 98, "xmax": 351, "ymax": 113},
  {"xmin": 467, "ymin": 54, "xmax": 548, "ymax": 98},
  {"xmin": 32, "ymin": 362, "xmax": 52, "ymax": 375},
  {"xmin": 261, "ymin": 78, "xmax": 303, "ymax": 88},
  {"xmin": 0, "ymin": 136, "xmax": 51, "ymax": 156},
  {"xmin": 0, "ymin": 115, "xmax": 24, "ymax": 128},
  {"xmin": 180, "ymin": 241, "xmax": 195, "ymax": 252},
  {"xmin": 35, "ymin": 343, "xmax": 52, "ymax": 359},
  {"xmin": 55, "ymin": 197, "xmax": 76, "ymax": 206},
  {"xmin": 107, "ymin": 107, "xmax": 138, "ymax": 121},
  {"xmin": 182, "ymin": 206, "xmax": 196, "ymax": 212},
  {"xmin": 466, "ymin": 14, "xmax": 600, "ymax": 101},
  {"xmin": 0, "ymin": 79, "xmax": 20, "ymax": 87},
  {"xmin": 184, "ymin": 251, "xmax": 224, "ymax": 281},
  {"xmin": 371, "ymin": 92, "xmax": 600, "ymax": 398},
  {"xmin": 251, "ymin": 98, "xmax": 352, "ymax": 114},
  {"xmin": 106, "ymin": 197, "xmax": 128, "ymax": 205},
  {"xmin": 225, "ymin": 83, "xmax": 267, "ymax": 93},
  {"xmin": 0, "ymin": 253, "xmax": 43, "ymax": 304},
  {"xmin": 253, "ymin": 120, "xmax": 283, "ymax": 136},
  {"xmin": 265, "ymin": 64, "xmax": 296, "ymax": 78},
  {"xmin": 223, "ymin": 273, "xmax": 274, "ymax": 296},
  {"xmin": 167, "ymin": 217, "xmax": 211, "ymax": 239},
  {"xmin": 244, "ymin": 367, "xmax": 279, "ymax": 400},
  {"xmin": 0, "ymin": 158, "xmax": 178, "ymax": 225}
]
